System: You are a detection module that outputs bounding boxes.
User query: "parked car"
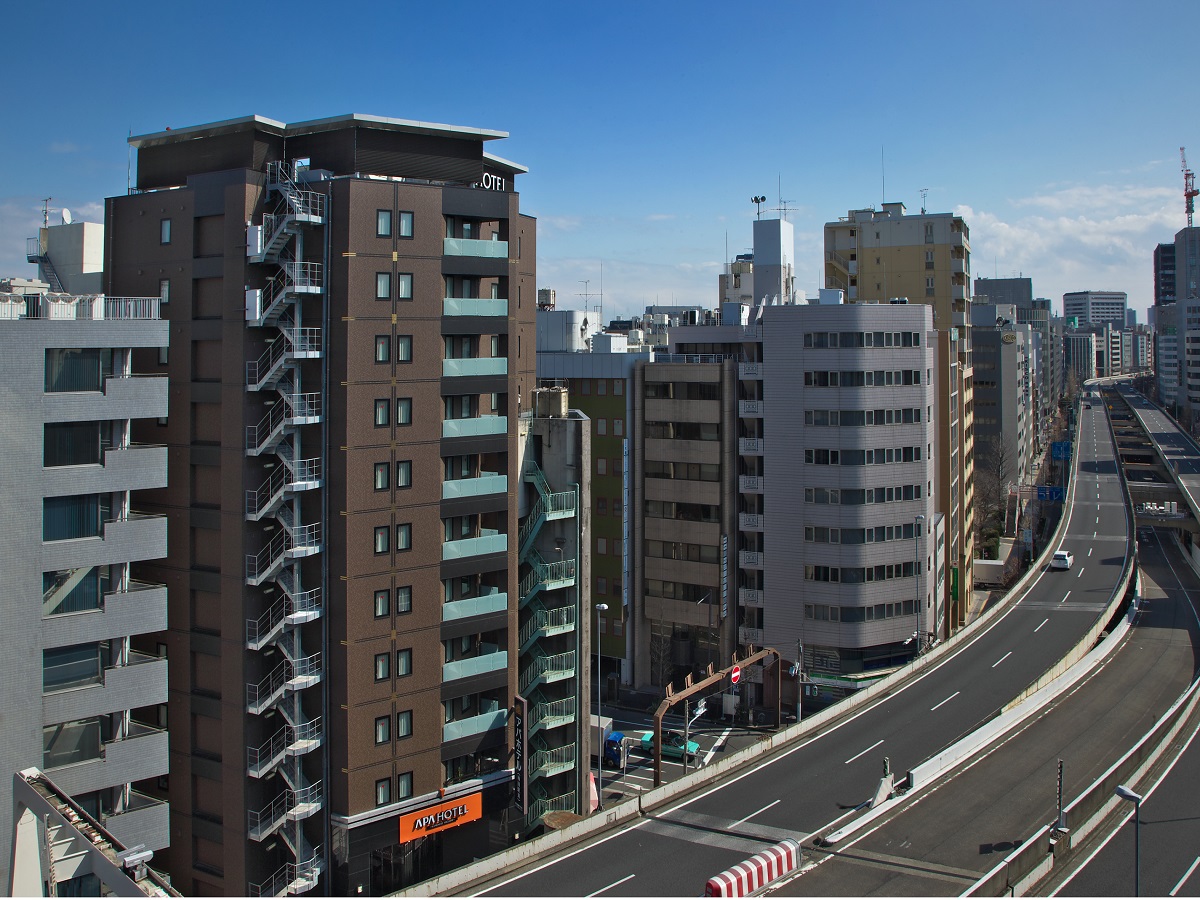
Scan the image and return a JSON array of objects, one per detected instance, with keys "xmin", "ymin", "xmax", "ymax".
[
  {"xmin": 1051, "ymin": 550, "xmax": 1074, "ymax": 570},
  {"xmin": 640, "ymin": 730, "xmax": 701, "ymax": 762}
]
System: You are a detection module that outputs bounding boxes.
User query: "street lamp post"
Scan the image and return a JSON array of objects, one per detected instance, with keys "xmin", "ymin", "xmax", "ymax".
[
  {"xmin": 914, "ymin": 514, "xmax": 925, "ymax": 654},
  {"xmin": 1115, "ymin": 784, "xmax": 1142, "ymax": 896},
  {"xmin": 795, "ymin": 640, "xmax": 803, "ymax": 723},
  {"xmin": 595, "ymin": 603, "xmax": 609, "ymax": 810}
]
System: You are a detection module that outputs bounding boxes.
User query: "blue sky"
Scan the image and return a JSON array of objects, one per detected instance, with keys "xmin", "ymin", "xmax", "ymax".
[{"xmin": 2, "ymin": 1, "xmax": 1194, "ymax": 322}]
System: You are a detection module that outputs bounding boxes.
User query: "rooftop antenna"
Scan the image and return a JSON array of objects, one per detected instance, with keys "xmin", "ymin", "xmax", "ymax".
[
  {"xmin": 41, "ymin": 197, "xmax": 54, "ymax": 229},
  {"xmin": 599, "ymin": 261, "xmax": 604, "ymax": 325},
  {"xmin": 774, "ymin": 198, "xmax": 795, "ymax": 222},
  {"xmin": 127, "ymin": 127, "xmax": 132, "ymax": 195},
  {"xmin": 919, "ymin": 187, "xmax": 929, "ymax": 215},
  {"xmin": 881, "ymin": 145, "xmax": 886, "ymax": 206},
  {"xmin": 578, "ymin": 279, "xmax": 600, "ymax": 318},
  {"xmin": 1182, "ymin": 147, "xmax": 1198, "ymax": 227},
  {"xmin": 752, "ymin": 195, "xmax": 766, "ymax": 219}
]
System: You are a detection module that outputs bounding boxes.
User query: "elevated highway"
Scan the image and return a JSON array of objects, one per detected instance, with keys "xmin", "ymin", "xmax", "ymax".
[{"xmin": 420, "ymin": 400, "xmax": 1135, "ymax": 898}]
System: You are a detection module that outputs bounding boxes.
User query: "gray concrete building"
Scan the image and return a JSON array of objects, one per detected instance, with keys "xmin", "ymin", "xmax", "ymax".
[{"xmin": 0, "ymin": 290, "xmax": 170, "ymax": 889}]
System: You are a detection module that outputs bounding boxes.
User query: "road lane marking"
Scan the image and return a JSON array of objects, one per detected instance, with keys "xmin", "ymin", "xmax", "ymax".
[
  {"xmin": 1093, "ymin": 531, "xmax": 1097, "ymax": 538},
  {"xmin": 587, "ymin": 874, "xmax": 635, "ymax": 897},
  {"xmin": 1061, "ymin": 590, "xmax": 1071, "ymax": 603},
  {"xmin": 704, "ymin": 726, "xmax": 732, "ymax": 766},
  {"xmin": 844, "ymin": 740, "xmax": 883, "ymax": 764},
  {"xmin": 992, "ymin": 651, "xmax": 1012, "ymax": 668},
  {"xmin": 729, "ymin": 799, "xmax": 780, "ymax": 828},
  {"xmin": 930, "ymin": 691, "xmax": 959, "ymax": 711},
  {"xmin": 1035, "ymin": 618, "xmax": 1048, "ymax": 632},
  {"xmin": 1088, "ymin": 548, "xmax": 1093, "ymax": 556},
  {"xmin": 1170, "ymin": 856, "xmax": 1200, "ymax": 896}
]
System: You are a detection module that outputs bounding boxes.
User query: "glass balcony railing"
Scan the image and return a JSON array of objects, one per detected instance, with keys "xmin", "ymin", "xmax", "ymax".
[
  {"xmin": 443, "ymin": 297, "xmax": 508, "ymax": 317},
  {"xmin": 442, "ymin": 357, "xmax": 508, "ymax": 378},
  {"xmin": 444, "ymin": 238, "xmax": 509, "ymax": 258},
  {"xmin": 442, "ymin": 416, "xmax": 507, "ymax": 439},
  {"xmin": 443, "ymin": 708, "xmax": 508, "ymax": 742},
  {"xmin": 442, "ymin": 531, "xmax": 508, "ymax": 561},
  {"xmin": 442, "ymin": 473, "xmax": 507, "ymax": 500},
  {"xmin": 443, "ymin": 648, "xmax": 508, "ymax": 683},
  {"xmin": 442, "ymin": 592, "xmax": 509, "ymax": 622}
]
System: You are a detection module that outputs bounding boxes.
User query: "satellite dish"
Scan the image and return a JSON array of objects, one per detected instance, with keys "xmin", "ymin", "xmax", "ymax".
[{"xmin": 61, "ymin": 208, "xmax": 72, "ymax": 225}]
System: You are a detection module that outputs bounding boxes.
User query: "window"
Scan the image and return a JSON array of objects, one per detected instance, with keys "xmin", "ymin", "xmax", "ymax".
[
  {"xmin": 597, "ymin": 537, "xmax": 607, "ymax": 555},
  {"xmin": 375, "ymin": 715, "xmax": 390, "ymax": 744},
  {"xmin": 397, "ymin": 335, "xmax": 413, "ymax": 362},
  {"xmin": 375, "ymin": 336, "xmax": 390, "ymax": 363},
  {"xmin": 396, "ymin": 586, "xmax": 412, "ymax": 614},
  {"xmin": 614, "ymin": 419, "xmax": 624, "ymax": 436},
  {"xmin": 396, "ymin": 460, "xmax": 412, "ymax": 488},
  {"xmin": 596, "ymin": 497, "xmax": 607, "ymax": 516},
  {"xmin": 374, "ymin": 526, "xmax": 389, "ymax": 555},
  {"xmin": 597, "ymin": 419, "xmax": 607, "ymax": 436},
  {"xmin": 375, "ymin": 778, "xmax": 391, "ymax": 807},
  {"xmin": 614, "ymin": 380, "xmax": 623, "ymax": 395},
  {"xmin": 374, "ymin": 653, "xmax": 390, "ymax": 681},
  {"xmin": 397, "ymin": 771, "xmax": 413, "ymax": 800},
  {"xmin": 397, "ymin": 398, "xmax": 412, "ymax": 425},
  {"xmin": 396, "ymin": 710, "xmax": 412, "ymax": 739},
  {"xmin": 160, "ymin": 219, "xmax": 171, "ymax": 244},
  {"xmin": 396, "ymin": 648, "xmax": 412, "ymax": 676},
  {"xmin": 396, "ymin": 274, "xmax": 413, "ymax": 300},
  {"xmin": 159, "ymin": 279, "xmax": 170, "ymax": 302},
  {"xmin": 398, "ymin": 212, "xmax": 414, "ymax": 238},
  {"xmin": 396, "ymin": 524, "xmax": 412, "ymax": 552},
  {"xmin": 376, "ymin": 272, "xmax": 391, "ymax": 299},
  {"xmin": 374, "ymin": 589, "xmax": 389, "ymax": 618},
  {"xmin": 597, "ymin": 458, "xmax": 607, "ymax": 476},
  {"xmin": 377, "ymin": 210, "xmax": 392, "ymax": 237},
  {"xmin": 596, "ymin": 576, "xmax": 607, "ymax": 595},
  {"xmin": 374, "ymin": 462, "xmax": 389, "ymax": 491},
  {"xmin": 374, "ymin": 399, "xmax": 390, "ymax": 427}
]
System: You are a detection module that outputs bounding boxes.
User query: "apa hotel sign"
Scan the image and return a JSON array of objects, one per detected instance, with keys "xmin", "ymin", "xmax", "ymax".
[{"xmin": 398, "ymin": 792, "xmax": 483, "ymax": 842}]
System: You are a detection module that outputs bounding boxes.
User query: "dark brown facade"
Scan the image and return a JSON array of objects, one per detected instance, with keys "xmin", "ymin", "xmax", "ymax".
[{"xmin": 107, "ymin": 114, "xmax": 537, "ymax": 895}]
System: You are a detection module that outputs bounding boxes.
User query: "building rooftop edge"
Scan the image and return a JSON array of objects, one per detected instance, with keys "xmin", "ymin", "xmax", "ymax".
[{"xmin": 131, "ymin": 113, "xmax": 508, "ymax": 149}]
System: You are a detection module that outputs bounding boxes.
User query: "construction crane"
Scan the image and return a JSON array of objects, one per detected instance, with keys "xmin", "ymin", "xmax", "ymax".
[{"xmin": 1182, "ymin": 147, "xmax": 1198, "ymax": 227}]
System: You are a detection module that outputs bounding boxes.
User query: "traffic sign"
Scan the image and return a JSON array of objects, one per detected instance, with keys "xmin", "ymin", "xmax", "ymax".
[{"xmin": 730, "ymin": 665, "xmax": 742, "ymax": 685}]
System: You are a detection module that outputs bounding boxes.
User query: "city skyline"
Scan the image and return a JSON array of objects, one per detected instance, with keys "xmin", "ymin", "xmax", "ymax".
[{"xmin": 2, "ymin": 1, "xmax": 1196, "ymax": 321}]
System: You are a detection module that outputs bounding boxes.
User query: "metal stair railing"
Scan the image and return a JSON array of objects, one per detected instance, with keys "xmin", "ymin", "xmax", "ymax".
[
  {"xmin": 530, "ymin": 741, "xmax": 576, "ymax": 779},
  {"xmin": 529, "ymin": 694, "xmax": 576, "ymax": 735},
  {"xmin": 246, "ymin": 399, "xmax": 287, "ymax": 456},
  {"xmin": 524, "ymin": 463, "xmax": 577, "ymax": 518},
  {"xmin": 519, "ymin": 602, "xmax": 576, "ymax": 655},
  {"xmin": 518, "ymin": 494, "xmax": 546, "ymax": 558},
  {"xmin": 519, "ymin": 650, "xmax": 576, "ymax": 694},
  {"xmin": 246, "ymin": 528, "xmax": 289, "ymax": 586}
]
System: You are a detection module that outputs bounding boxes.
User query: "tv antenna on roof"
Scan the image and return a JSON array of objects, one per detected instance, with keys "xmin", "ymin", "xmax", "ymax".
[
  {"xmin": 773, "ymin": 198, "xmax": 795, "ymax": 222},
  {"xmin": 752, "ymin": 195, "xmax": 767, "ymax": 219},
  {"xmin": 41, "ymin": 197, "xmax": 58, "ymax": 228},
  {"xmin": 919, "ymin": 188, "xmax": 929, "ymax": 215}
]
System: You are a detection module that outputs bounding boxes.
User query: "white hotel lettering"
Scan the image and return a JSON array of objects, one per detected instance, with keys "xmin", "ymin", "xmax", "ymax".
[{"xmin": 481, "ymin": 172, "xmax": 506, "ymax": 191}]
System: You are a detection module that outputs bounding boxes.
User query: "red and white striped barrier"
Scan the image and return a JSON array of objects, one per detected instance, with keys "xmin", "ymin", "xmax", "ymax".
[{"xmin": 703, "ymin": 838, "xmax": 802, "ymax": 896}]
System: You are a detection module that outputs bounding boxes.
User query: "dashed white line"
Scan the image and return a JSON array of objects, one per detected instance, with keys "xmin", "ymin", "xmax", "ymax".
[
  {"xmin": 1061, "ymin": 590, "xmax": 1072, "ymax": 604},
  {"xmin": 1088, "ymin": 547, "xmax": 1093, "ymax": 556},
  {"xmin": 1170, "ymin": 856, "xmax": 1200, "ymax": 896},
  {"xmin": 1077, "ymin": 566, "xmax": 1085, "ymax": 578},
  {"xmin": 586, "ymin": 874, "xmax": 635, "ymax": 897},
  {"xmin": 844, "ymin": 740, "xmax": 884, "ymax": 764},
  {"xmin": 930, "ymin": 691, "xmax": 960, "ymax": 712},
  {"xmin": 992, "ymin": 651, "xmax": 1012, "ymax": 668},
  {"xmin": 729, "ymin": 799, "xmax": 780, "ymax": 828},
  {"xmin": 1035, "ymin": 618, "xmax": 1049, "ymax": 632}
]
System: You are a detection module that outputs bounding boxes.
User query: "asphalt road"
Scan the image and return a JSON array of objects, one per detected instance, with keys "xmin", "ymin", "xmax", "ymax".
[
  {"xmin": 469, "ymin": 402, "xmax": 1132, "ymax": 898},
  {"xmin": 772, "ymin": 526, "xmax": 1200, "ymax": 896}
]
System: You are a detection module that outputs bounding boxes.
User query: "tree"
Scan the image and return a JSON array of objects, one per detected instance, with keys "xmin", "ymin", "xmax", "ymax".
[{"xmin": 974, "ymin": 436, "xmax": 1011, "ymax": 559}]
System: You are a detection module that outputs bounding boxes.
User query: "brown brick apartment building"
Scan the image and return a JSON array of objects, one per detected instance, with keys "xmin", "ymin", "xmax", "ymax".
[{"xmin": 105, "ymin": 114, "xmax": 550, "ymax": 895}]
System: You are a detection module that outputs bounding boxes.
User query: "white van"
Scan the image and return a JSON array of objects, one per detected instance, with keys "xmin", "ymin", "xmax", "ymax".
[{"xmin": 1051, "ymin": 550, "xmax": 1074, "ymax": 570}]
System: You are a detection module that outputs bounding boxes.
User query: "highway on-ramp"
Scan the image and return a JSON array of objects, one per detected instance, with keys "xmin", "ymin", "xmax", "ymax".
[{"xmin": 468, "ymin": 401, "xmax": 1132, "ymax": 898}]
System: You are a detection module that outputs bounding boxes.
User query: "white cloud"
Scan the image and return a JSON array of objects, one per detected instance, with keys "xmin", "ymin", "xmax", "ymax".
[{"xmin": 48, "ymin": 142, "xmax": 83, "ymax": 154}]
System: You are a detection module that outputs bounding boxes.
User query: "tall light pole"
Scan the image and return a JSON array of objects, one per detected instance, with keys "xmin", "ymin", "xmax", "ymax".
[
  {"xmin": 595, "ymin": 603, "xmax": 609, "ymax": 810},
  {"xmin": 914, "ymin": 514, "xmax": 925, "ymax": 654},
  {"xmin": 1115, "ymin": 784, "xmax": 1142, "ymax": 896}
]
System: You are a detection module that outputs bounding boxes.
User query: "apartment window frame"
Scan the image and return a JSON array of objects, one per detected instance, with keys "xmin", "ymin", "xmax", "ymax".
[
  {"xmin": 396, "ymin": 710, "xmax": 413, "ymax": 739},
  {"xmin": 160, "ymin": 219, "xmax": 172, "ymax": 245},
  {"xmin": 374, "ymin": 399, "xmax": 390, "ymax": 427},
  {"xmin": 373, "ymin": 589, "xmax": 390, "ymax": 619},
  {"xmin": 396, "ymin": 586, "xmax": 412, "ymax": 615},
  {"xmin": 396, "ymin": 273, "xmax": 413, "ymax": 300},
  {"xmin": 396, "ymin": 460, "xmax": 412, "ymax": 489},
  {"xmin": 375, "ymin": 335, "xmax": 390, "ymax": 364},
  {"xmin": 396, "ymin": 648, "xmax": 412, "ymax": 677},
  {"xmin": 373, "ymin": 462, "xmax": 389, "ymax": 491},
  {"xmin": 377, "ymin": 209, "xmax": 392, "ymax": 238},
  {"xmin": 398, "ymin": 211, "xmax": 414, "ymax": 239},
  {"xmin": 374, "ymin": 526, "xmax": 390, "ymax": 555},
  {"xmin": 376, "ymin": 272, "xmax": 391, "ymax": 300},
  {"xmin": 397, "ymin": 335, "xmax": 413, "ymax": 363},
  {"xmin": 396, "ymin": 523, "xmax": 412, "ymax": 552},
  {"xmin": 375, "ymin": 778, "xmax": 391, "ymax": 807},
  {"xmin": 373, "ymin": 652, "xmax": 390, "ymax": 681},
  {"xmin": 396, "ymin": 398, "xmax": 412, "ymax": 426},
  {"xmin": 374, "ymin": 715, "xmax": 391, "ymax": 744},
  {"xmin": 397, "ymin": 771, "xmax": 413, "ymax": 800}
]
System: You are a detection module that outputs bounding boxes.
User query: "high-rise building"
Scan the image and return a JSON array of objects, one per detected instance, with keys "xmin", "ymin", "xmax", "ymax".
[
  {"xmin": 1062, "ymin": 290, "xmax": 1128, "ymax": 328},
  {"xmin": 104, "ymin": 114, "xmax": 558, "ymax": 895},
  {"xmin": 1064, "ymin": 329, "xmax": 1099, "ymax": 385},
  {"xmin": 1155, "ymin": 242, "xmax": 1177, "ymax": 306},
  {"xmin": 971, "ymin": 303, "xmax": 1036, "ymax": 489},
  {"xmin": 825, "ymin": 203, "xmax": 974, "ymax": 633},
  {"xmin": 0, "ymin": 289, "xmax": 170, "ymax": 889}
]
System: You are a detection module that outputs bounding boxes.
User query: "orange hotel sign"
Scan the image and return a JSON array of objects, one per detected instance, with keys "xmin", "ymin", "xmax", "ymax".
[{"xmin": 398, "ymin": 792, "xmax": 483, "ymax": 843}]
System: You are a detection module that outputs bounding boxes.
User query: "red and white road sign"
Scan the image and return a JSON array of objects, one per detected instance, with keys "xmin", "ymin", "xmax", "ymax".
[{"xmin": 730, "ymin": 665, "xmax": 741, "ymax": 685}]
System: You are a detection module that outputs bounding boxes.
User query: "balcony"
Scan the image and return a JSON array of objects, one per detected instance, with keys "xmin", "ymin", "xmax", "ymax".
[
  {"xmin": 443, "ymin": 357, "xmax": 508, "ymax": 378},
  {"xmin": 739, "ymin": 400, "xmax": 765, "ymax": 417},
  {"xmin": 42, "ymin": 374, "xmax": 168, "ymax": 424},
  {"xmin": 442, "ymin": 530, "xmax": 508, "ymax": 561},
  {"xmin": 738, "ymin": 362, "xmax": 764, "ymax": 380},
  {"xmin": 103, "ymin": 791, "xmax": 169, "ymax": 853},
  {"xmin": 442, "ymin": 648, "xmax": 508, "ymax": 683},
  {"xmin": 739, "ymin": 550, "xmax": 764, "ymax": 569},
  {"xmin": 45, "ymin": 722, "xmax": 168, "ymax": 798},
  {"xmin": 444, "ymin": 237, "xmax": 509, "ymax": 258},
  {"xmin": 442, "ymin": 473, "xmax": 508, "ymax": 500},
  {"xmin": 529, "ymin": 695, "xmax": 576, "ymax": 736},
  {"xmin": 738, "ymin": 513, "xmax": 764, "ymax": 532},
  {"xmin": 739, "ymin": 475, "xmax": 764, "ymax": 493},
  {"xmin": 531, "ymin": 742, "xmax": 577, "ymax": 780},
  {"xmin": 443, "ymin": 708, "xmax": 508, "ymax": 743},
  {"xmin": 42, "ymin": 580, "xmax": 167, "ymax": 648},
  {"xmin": 443, "ymin": 297, "xmax": 508, "ymax": 317},
  {"xmin": 738, "ymin": 626, "xmax": 765, "ymax": 646},
  {"xmin": 43, "ymin": 444, "xmax": 167, "ymax": 497},
  {"xmin": 442, "ymin": 591, "xmax": 508, "ymax": 622},
  {"xmin": 442, "ymin": 415, "xmax": 508, "ymax": 439},
  {"xmin": 518, "ymin": 603, "xmax": 576, "ymax": 655},
  {"xmin": 43, "ymin": 652, "xmax": 167, "ymax": 724},
  {"xmin": 739, "ymin": 438, "xmax": 764, "ymax": 456},
  {"xmin": 739, "ymin": 588, "xmax": 764, "ymax": 607},
  {"xmin": 41, "ymin": 513, "xmax": 168, "ymax": 577},
  {"xmin": 519, "ymin": 650, "xmax": 575, "ymax": 693}
]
